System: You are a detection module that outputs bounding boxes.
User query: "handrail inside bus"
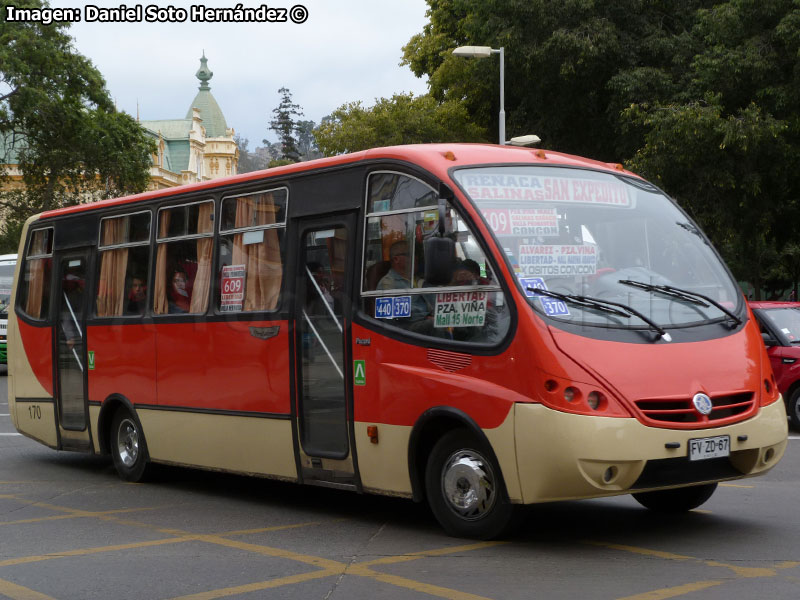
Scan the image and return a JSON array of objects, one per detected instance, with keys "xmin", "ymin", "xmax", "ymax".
[
  {"xmin": 304, "ymin": 265, "xmax": 342, "ymax": 334},
  {"xmin": 302, "ymin": 309, "xmax": 344, "ymax": 380}
]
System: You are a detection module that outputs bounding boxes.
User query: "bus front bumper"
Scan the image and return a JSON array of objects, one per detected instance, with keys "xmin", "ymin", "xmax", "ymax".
[{"xmin": 514, "ymin": 398, "xmax": 788, "ymax": 504}]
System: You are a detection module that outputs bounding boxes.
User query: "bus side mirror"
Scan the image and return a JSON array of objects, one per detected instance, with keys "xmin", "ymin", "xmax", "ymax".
[
  {"xmin": 762, "ymin": 332, "xmax": 779, "ymax": 347},
  {"xmin": 424, "ymin": 236, "xmax": 455, "ymax": 285},
  {"xmin": 424, "ymin": 187, "xmax": 456, "ymax": 285}
]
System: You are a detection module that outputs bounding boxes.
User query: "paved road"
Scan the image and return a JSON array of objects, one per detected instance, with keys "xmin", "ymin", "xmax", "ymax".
[{"xmin": 1, "ymin": 378, "xmax": 799, "ymax": 600}]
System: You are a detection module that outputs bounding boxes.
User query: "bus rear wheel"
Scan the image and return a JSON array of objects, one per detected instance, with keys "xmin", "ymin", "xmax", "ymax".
[
  {"xmin": 632, "ymin": 483, "xmax": 717, "ymax": 513},
  {"xmin": 110, "ymin": 408, "xmax": 150, "ymax": 482},
  {"xmin": 425, "ymin": 430, "xmax": 515, "ymax": 539}
]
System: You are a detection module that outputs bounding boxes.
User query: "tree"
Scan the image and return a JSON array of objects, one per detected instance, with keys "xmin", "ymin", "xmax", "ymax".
[
  {"xmin": 234, "ymin": 135, "xmax": 269, "ymax": 173},
  {"xmin": 403, "ymin": 0, "xmax": 800, "ymax": 295},
  {"xmin": 314, "ymin": 93, "xmax": 486, "ymax": 156},
  {"xmin": 295, "ymin": 119, "xmax": 321, "ymax": 161},
  {"xmin": 0, "ymin": 0, "xmax": 154, "ymax": 251},
  {"xmin": 621, "ymin": 1, "xmax": 800, "ymax": 297},
  {"xmin": 268, "ymin": 87, "xmax": 303, "ymax": 162},
  {"xmin": 402, "ymin": 0, "xmax": 711, "ymax": 160}
]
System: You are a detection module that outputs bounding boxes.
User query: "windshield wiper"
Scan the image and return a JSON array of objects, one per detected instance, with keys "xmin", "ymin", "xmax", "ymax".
[
  {"xmin": 618, "ymin": 280, "xmax": 742, "ymax": 328},
  {"xmin": 527, "ymin": 288, "xmax": 671, "ymax": 342}
]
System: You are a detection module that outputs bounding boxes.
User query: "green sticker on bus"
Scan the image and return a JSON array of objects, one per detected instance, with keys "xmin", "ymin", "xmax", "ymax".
[
  {"xmin": 88, "ymin": 351, "xmax": 95, "ymax": 370},
  {"xmin": 354, "ymin": 360, "xmax": 366, "ymax": 386}
]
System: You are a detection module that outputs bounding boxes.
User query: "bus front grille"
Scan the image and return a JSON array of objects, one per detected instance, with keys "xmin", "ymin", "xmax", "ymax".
[{"xmin": 633, "ymin": 391, "xmax": 756, "ymax": 428}]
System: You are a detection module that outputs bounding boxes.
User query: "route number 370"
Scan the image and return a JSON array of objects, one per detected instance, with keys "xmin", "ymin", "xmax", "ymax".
[{"xmin": 28, "ymin": 405, "xmax": 42, "ymax": 419}]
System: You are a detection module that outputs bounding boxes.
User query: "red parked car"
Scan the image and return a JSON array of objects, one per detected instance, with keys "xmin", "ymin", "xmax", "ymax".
[{"xmin": 751, "ymin": 301, "xmax": 800, "ymax": 429}]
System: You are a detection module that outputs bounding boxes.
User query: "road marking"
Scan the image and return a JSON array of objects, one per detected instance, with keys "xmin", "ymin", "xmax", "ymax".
[
  {"xmin": 346, "ymin": 564, "xmax": 495, "ymax": 600},
  {"xmin": 616, "ymin": 579, "xmax": 727, "ymax": 600},
  {"xmin": 719, "ymin": 483, "xmax": 754, "ymax": 488},
  {"xmin": 0, "ymin": 413, "xmax": 9, "ymax": 416},
  {"xmin": 704, "ymin": 561, "xmax": 775, "ymax": 578},
  {"xmin": 0, "ymin": 433, "xmax": 20, "ymax": 436},
  {"xmin": 166, "ymin": 541, "xmax": 501, "ymax": 600},
  {"xmin": 0, "ymin": 577, "xmax": 57, "ymax": 600},
  {"xmin": 593, "ymin": 540, "xmax": 789, "ymax": 600},
  {"xmin": 0, "ymin": 482, "xmax": 42, "ymax": 485},
  {"xmin": 0, "ymin": 505, "xmax": 499, "ymax": 600},
  {"xmin": 168, "ymin": 569, "xmax": 340, "ymax": 600},
  {"xmin": 360, "ymin": 542, "xmax": 504, "ymax": 567},
  {"xmin": 592, "ymin": 540, "xmax": 779, "ymax": 577},
  {"xmin": 0, "ymin": 537, "xmax": 188, "ymax": 568},
  {"xmin": 585, "ymin": 541, "xmax": 692, "ymax": 561}
]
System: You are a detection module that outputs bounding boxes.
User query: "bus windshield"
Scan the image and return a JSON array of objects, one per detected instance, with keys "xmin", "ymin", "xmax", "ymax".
[{"xmin": 452, "ymin": 165, "xmax": 741, "ymax": 331}]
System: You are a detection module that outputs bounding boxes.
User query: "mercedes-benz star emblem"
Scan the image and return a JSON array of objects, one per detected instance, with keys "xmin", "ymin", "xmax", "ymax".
[{"xmin": 692, "ymin": 393, "xmax": 713, "ymax": 415}]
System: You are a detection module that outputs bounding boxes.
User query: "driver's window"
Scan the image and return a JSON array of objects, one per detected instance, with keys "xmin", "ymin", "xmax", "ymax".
[{"xmin": 361, "ymin": 172, "xmax": 509, "ymax": 344}]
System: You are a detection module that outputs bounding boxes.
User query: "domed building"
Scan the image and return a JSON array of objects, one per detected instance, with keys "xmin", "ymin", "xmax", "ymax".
[{"xmin": 141, "ymin": 53, "xmax": 239, "ymax": 189}]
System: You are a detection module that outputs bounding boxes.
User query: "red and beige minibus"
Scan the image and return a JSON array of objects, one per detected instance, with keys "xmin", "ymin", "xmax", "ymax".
[{"xmin": 7, "ymin": 144, "xmax": 787, "ymax": 538}]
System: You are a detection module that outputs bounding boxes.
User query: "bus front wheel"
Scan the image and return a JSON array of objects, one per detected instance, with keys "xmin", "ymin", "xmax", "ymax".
[
  {"xmin": 425, "ymin": 430, "xmax": 515, "ymax": 539},
  {"xmin": 110, "ymin": 409, "xmax": 150, "ymax": 482},
  {"xmin": 632, "ymin": 483, "xmax": 717, "ymax": 513}
]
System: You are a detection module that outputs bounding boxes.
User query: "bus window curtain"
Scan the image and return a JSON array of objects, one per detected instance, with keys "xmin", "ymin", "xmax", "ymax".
[
  {"xmin": 154, "ymin": 211, "xmax": 171, "ymax": 314},
  {"xmin": 232, "ymin": 193, "xmax": 282, "ymax": 312},
  {"xmin": 25, "ymin": 233, "xmax": 49, "ymax": 318},
  {"xmin": 190, "ymin": 203, "xmax": 213, "ymax": 313},
  {"xmin": 25, "ymin": 259, "xmax": 45, "ymax": 318},
  {"xmin": 96, "ymin": 219, "xmax": 128, "ymax": 317}
]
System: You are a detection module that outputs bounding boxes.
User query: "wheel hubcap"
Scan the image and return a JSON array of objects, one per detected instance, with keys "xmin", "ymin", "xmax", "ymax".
[
  {"xmin": 441, "ymin": 450, "xmax": 496, "ymax": 520},
  {"xmin": 117, "ymin": 418, "xmax": 139, "ymax": 467}
]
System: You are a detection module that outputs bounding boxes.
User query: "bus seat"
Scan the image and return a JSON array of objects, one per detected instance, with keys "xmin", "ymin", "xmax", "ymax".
[{"xmin": 365, "ymin": 260, "xmax": 391, "ymax": 292}]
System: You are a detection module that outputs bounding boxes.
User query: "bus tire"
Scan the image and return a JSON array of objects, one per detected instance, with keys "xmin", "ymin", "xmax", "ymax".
[
  {"xmin": 632, "ymin": 482, "xmax": 717, "ymax": 513},
  {"xmin": 110, "ymin": 408, "xmax": 150, "ymax": 482},
  {"xmin": 425, "ymin": 429, "xmax": 514, "ymax": 539},
  {"xmin": 788, "ymin": 388, "xmax": 800, "ymax": 431}
]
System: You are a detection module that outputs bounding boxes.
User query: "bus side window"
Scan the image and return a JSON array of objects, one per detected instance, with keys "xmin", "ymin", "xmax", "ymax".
[
  {"xmin": 19, "ymin": 228, "xmax": 54, "ymax": 320},
  {"xmin": 154, "ymin": 200, "xmax": 214, "ymax": 315},
  {"xmin": 96, "ymin": 212, "xmax": 151, "ymax": 317},
  {"xmin": 361, "ymin": 172, "xmax": 510, "ymax": 345},
  {"xmin": 216, "ymin": 189, "xmax": 287, "ymax": 313}
]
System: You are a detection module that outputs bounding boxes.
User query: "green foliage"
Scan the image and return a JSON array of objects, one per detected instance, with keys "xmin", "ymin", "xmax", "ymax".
[
  {"xmin": 268, "ymin": 87, "xmax": 303, "ymax": 162},
  {"xmin": 403, "ymin": 0, "xmax": 712, "ymax": 159},
  {"xmin": 404, "ymin": 0, "xmax": 800, "ymax": 296},
  {"xmin": 268, "ymin": 158, "xmax": 295, "ymax": 168},
  {"xmin": 0, "ymin": 0, "xmax": 154, "ymax": 250},
  {"xmin": 295, "ymin": 120, "xmax": 321, "ymax": 161},
  {"xmin": 314, "ymin": 93, "xmax": 487, "ymax": 156},
  {"xmin": 622, "ymin": 0, "xmax": 800, "ymax": 297}
]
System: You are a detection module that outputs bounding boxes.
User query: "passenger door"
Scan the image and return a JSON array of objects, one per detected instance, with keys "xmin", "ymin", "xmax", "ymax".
[
  {"xmin": 54, "ymin": 249, "xmax": 93, "ymax": 451},
  {"xmin": 292, "ymin": 213, "xmax": 359, "ymax": 489}
]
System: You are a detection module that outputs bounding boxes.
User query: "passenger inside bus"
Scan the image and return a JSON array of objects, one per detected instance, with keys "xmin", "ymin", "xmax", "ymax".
[
  {"xmin": 376, "ymin": 241, "xmax": 414, "ymax": 290},
  {"xmin": 451, "ymin": 259, "xmax": 481, "ymax": 286},
  {"xmin": 168, "ymin": 268, "xmax": 191, "ymax": 313},
  {"xmin": 126, "ymin": 276, "xmax": 146, "ymax": 314}
]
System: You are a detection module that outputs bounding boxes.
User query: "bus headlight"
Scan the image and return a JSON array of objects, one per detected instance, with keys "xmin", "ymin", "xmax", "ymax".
[{"xmin": 587, "ymin": 391, "xmax": 605, "ymax": 410}]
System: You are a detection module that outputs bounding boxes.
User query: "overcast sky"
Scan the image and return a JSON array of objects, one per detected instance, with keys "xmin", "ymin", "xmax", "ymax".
[{"xmin": 59, "ymin": 0, "xmax": 432, "ymax": 148}]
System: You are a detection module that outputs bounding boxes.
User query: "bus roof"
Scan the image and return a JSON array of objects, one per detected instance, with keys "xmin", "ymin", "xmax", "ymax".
[{"xmin": 38, "ymin": 143, "xmax": 637, "ymax": 220}]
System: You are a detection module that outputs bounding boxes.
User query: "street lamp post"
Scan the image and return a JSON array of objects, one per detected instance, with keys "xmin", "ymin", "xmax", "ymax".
[{"xmin": 452, "ymin": 45, "xmax": 505, "ymax": 145}]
